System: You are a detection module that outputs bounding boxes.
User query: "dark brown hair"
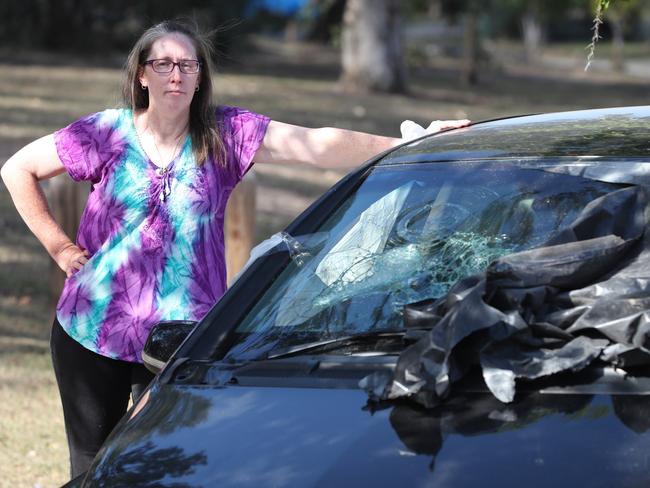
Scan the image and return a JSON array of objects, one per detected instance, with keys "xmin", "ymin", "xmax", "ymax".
[{"xmin": 122, "ymin": 19, "xmax": 224, "ymax": 165}]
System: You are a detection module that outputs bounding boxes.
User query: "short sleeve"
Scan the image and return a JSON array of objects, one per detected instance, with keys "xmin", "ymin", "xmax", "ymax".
[
  {"xmin": 217, "ymin": 106, "xmax": 271, "ymax": 181},
  {"xmin": 53, "ymin": 110, "xmax": 124, "ymax": 183}
]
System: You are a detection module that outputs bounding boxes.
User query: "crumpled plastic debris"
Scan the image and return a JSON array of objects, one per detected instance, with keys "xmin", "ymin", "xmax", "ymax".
[
  {"xmin": 362, "ymin": 185, "xmax": 650, "ymax": 406},
  {"xmin": 481, "ymin": 336, "xmax": 609, "ymax": 402}
]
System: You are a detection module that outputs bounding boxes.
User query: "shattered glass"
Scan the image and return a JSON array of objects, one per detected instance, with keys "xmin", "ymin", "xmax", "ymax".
[
  {"xmin": 365, "ymin": 179, "xmax": 650, "ymax": 408},
  {"xmin": 224, "ymin": 162, "xmax": 619, "ymax": 362}
]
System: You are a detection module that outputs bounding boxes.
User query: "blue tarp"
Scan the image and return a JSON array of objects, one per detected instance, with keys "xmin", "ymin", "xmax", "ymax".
[{"xmin": 247, "ymin": 0, "xmax": 307, "ymax": 16}]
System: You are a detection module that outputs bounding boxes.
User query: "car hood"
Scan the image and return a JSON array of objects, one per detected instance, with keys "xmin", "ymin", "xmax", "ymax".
[{"xmin": 83, "ymin": 381, "xmax": 650, "ymax": 487}]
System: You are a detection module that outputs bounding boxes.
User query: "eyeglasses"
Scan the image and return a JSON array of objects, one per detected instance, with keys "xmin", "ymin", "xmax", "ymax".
[{"xmin": 143, "ymin": 59, "xmax": 201, "ymax": 74}]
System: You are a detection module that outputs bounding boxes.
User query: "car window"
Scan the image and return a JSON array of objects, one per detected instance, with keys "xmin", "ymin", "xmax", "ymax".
[{"xmin": 224, "ymin": 162, "xmax": 621, "ymax": 361}]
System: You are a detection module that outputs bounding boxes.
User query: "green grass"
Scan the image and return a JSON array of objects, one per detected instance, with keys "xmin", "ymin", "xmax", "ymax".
[
  {"xmin": 0, "ymin": 294, "xmax": 66, "ymax": 488},
  {"xmin": 0, "ymin": 351, "xmax": 67, "ymax": 488}
]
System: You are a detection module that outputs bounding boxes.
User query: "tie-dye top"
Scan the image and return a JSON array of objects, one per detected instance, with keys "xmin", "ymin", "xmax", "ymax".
[{"xmin": 53, "ymin": 106, "xmax": 270, "ymax": 362}]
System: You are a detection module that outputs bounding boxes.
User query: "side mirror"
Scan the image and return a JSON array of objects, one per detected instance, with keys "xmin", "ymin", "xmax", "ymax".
[{"xmin": 142, "ymin": 320, "xmax": 198, "ymax": 374}]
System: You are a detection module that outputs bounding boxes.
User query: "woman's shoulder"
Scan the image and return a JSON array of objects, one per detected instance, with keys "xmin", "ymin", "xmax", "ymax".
[
  {"xmin": 215, "ymin": 104, "xmax": 243, "ymax": 117},
  {"xmin": 100, "ymin": 107, "xmax": 129, "ymax": 121},
  {"xmin": 65, "ymin": 108, "xmax": 129, "ymax": 131},
  {"xmin": 215, "ymin": 105, "xmax": 269, "ymax": 124},
  {"xmin": 214, "ymin": 105, "xmax": 271, "ymax": 144},
  {"xmin": 96, "ymin": 108, "xmax": 131, "ymax": 128}
]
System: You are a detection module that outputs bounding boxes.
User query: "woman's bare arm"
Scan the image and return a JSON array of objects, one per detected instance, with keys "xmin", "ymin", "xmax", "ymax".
[
  {"xmin": 253, "ymin": 119, "xmax": 470, "ymax": 168},
  {"xmin": 0, "ymin": 135, "xmax": 89, "ymax": 276}
]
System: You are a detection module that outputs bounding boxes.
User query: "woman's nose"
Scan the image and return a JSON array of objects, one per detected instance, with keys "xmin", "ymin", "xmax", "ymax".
[{"xmin": 170, "ymin": 65, "xmax": 182, "ymax": 81}]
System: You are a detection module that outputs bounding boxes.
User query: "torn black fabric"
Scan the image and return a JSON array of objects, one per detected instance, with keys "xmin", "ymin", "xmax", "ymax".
[{"xmin": 364, "ymin": 186, "xmax": 650, "ymax": 406}]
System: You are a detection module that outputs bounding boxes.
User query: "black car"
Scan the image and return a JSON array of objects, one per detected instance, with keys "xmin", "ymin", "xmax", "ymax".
[{"xmin": 70, "ymin": 106, "xmax": 650, "ymax": 487}]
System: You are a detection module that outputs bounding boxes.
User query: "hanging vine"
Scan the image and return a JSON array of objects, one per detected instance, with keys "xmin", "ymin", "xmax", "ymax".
[{"xmin": 585, "ymin": 0, "xmax": 610, "ymax": 70}]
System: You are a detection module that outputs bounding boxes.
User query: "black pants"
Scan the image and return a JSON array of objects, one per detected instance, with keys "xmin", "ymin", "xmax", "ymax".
[{"xmin": 50, "ymin": 318, "xmax": 155, "ymax": 478}]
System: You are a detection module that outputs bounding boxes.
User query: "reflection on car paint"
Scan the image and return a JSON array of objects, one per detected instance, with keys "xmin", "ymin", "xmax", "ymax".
[{"xmin": 88, "ymin": 381, "xmax": 650, "ymax": 487}]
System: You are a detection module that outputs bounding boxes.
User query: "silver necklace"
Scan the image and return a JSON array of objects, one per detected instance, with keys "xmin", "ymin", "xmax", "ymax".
[
  {"xmin": 134, "ymin": 117, "xmax": 188, "ymax": 201},
  {"xmin": 133, "ymin": 115, "xmax": 187, "ymax": 172},
  {"xmin": 147, "ymin": 124, "xmax": 187, "ymax": 174}
]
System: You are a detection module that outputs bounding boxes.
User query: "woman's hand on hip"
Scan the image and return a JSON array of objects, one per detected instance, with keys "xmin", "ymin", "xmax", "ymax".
[{"xmin": 55, "ymin": 243, "xmax": 90, "ymax": 277}]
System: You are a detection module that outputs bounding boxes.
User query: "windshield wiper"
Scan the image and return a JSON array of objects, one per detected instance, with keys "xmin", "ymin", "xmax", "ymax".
[{"xmin": 265, "ymin": 330, "xmax": 408, "ymax": 360}]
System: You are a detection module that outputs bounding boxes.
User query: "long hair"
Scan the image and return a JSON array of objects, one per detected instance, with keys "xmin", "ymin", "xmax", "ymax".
[{"xmin": 122, "ymin": 20, "xmax": 224, "ymax": 165}]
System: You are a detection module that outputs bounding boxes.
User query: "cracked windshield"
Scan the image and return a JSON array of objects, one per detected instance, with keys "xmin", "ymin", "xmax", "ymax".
[{"xmin": 225, "ymin": 162, "xmax": 621, "ymax": 361}]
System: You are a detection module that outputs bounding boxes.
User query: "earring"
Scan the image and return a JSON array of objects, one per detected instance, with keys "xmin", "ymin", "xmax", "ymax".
[
  {"xmin": 141, "ymin": 84, "xmax": 147, "ymax": 90},
  {"xmin": 195, "ymin": 85, "xmax": 200, "ymax": 92}
]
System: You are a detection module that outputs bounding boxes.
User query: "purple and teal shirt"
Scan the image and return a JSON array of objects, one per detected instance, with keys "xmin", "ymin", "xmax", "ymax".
[{"xmin": 53, "ymin": 106, "xmax": 270, "ymax": 362}]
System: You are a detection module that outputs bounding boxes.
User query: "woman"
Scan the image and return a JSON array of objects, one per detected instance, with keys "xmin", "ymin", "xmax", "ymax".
[{"xmin": 0, "ymin": 20, "xmax": 469, "ymax": 477}]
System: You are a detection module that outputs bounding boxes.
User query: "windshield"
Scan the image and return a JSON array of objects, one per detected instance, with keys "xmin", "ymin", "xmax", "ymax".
[{"xmin": 224, "ymin": 161, "xmax": 622, "ymax": 361}]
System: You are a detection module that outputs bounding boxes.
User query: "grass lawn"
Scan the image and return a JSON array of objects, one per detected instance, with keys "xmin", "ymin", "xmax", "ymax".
[{"xmin": 1, "ymin": 37, "xmax": 649, "ymax": 486}]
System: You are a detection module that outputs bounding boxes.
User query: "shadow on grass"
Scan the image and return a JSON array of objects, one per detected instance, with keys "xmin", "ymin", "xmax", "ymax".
[
  {"xmin": 0, "ymin": 261, "xmax": 50, "ymax": 298},
  {"xmin": 0, "ymin": 336, "xmax": 50, "ymax": 355},
  {"xmin": 0, "ymin": 295, "xmax": 52, "ymax": 335}
]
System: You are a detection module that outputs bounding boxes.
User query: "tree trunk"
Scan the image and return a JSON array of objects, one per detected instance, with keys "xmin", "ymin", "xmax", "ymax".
[
  {"xmin": 521, "ymin": 8, "xmax": 544, "ymax": 63},
  {"xmin": 47, "ymin": 176, "xmax": 88, "ymax": 307},
  {"xmin": 340, "ymin": 0, "xmax": 407, "ymax": 93},
  {"xmin": 225, "ymin": 171, "xmax": 257, "ymax": 285},
  {"xmin": 303, "ymin": 0, "xmax": 347, "ymax": 42},
  {"xmin": 462, "ymin": 6, "xmax": 480, "ymax": 86},
  {"xmin": 609, "ymin": 15, "xmax": 625, "ymax": 72}
]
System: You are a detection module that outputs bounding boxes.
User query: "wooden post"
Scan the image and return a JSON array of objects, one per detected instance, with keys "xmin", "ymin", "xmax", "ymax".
[
  {"xmin": 47, "ymin": 175, "xmax": 88, "ymax": 307},
  {"xmin": 225, "ymin": 170, "xmax": 257, "ymax": 285}
]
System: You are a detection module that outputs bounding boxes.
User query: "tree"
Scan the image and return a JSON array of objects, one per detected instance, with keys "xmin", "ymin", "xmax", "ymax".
[
  {"xmin": 340, "ymin": 0, "xmax": 407, "ymax": 93},
  {"xmin": 520, "ymin": 3, "xmax": 544, "ymax": 62},
  {"xmin": 603, "ymin": 0, "xmax": 640, "ymax": 71},
  {"xmin": 491, "ymin": 0, "xmax": 581, "ymax": 64},
  {"xmin": 461, "ymin": 0, "xmax": 481, "ymax": 85},
  {"xmin": 434, "ymin": 0, "xmax": 487, "ymax": 86},
  {"xmin": 0, "ymin": 1, "xmax": 253, "ymax": 54},
  {"xmin": 301, "ymin": 0, "xmax": 347, "ymax": 42}
]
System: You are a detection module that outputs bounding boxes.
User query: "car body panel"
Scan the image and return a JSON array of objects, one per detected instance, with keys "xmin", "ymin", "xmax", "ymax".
[
  {"xmin": 85, "ymin": 381, "xmax": 650, "ymax": 487},
  {"xmin": 385, "ymin": 106, "xmax": 650, "ymax": 164}
]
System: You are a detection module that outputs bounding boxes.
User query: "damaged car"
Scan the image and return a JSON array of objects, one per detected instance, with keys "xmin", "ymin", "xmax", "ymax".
[{"xmin": 70, "ymin": 106, "xmax": 650, "ymax": 487}]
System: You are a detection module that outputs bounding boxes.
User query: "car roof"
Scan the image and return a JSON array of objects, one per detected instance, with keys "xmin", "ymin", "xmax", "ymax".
[{"xmin": 381, "ymin": 105, "xmax": 650, "ymax": 165}]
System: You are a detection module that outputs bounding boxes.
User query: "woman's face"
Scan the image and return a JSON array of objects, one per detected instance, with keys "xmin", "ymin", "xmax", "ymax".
[{"xmin": 138, "ymin": 33, "xmax": 200, "ymax": 113}]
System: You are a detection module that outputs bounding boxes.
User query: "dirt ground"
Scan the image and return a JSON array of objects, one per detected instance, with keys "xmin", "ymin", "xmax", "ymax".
[{"xmin": 1, "ymin": 37, "xmax": 649, "ymax": 487}]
